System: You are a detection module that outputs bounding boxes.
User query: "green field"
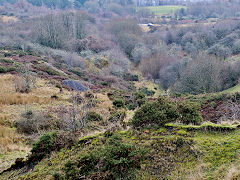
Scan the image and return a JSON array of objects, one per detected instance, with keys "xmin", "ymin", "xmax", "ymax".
[
  {"xmin": 222, "ymin": 84, "xmax": 240, "ymax": 93},
  {"xmin": 141, "ymin": 5, "xmax": 186, "ymax": 16}
]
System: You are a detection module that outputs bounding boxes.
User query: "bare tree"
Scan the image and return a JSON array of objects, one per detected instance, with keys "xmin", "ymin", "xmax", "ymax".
[
  {"xmin": 139, "ymin": 52, "xmax": 177, "ymax": 80},
  {"xmin": 59, "ymin": 92, "xmax": 95, "ymax": 133},
  {"xmin": 174, "ymin": 53, "xmax": 223, "ymax": 94},
  {"xmin": 14, "ymin": 65, "xmax": 36, "ymax": 93}
]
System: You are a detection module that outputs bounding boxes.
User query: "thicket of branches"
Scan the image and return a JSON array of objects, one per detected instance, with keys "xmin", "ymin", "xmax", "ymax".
[
  {"xmin": 0, "ymin": 11, "xmax": 144, "ymax": 76},
  {"xmin": 175, "ymin": 1, "xmax": 240, "ymax": 19},
  {"xmin": 1, "ymin": 1, "xmax": 240, "ymax": 95},
  {"xmin": 133, "ymin": 19, "xmax": 240, "ymax": 94}
]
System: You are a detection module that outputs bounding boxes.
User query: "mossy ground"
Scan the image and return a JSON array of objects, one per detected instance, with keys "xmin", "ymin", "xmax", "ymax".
[{"xmin": 2, "ymin": 128, "xmax": 240, "ymax": 179}]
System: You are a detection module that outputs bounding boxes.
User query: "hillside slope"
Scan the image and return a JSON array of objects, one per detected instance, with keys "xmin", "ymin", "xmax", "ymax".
[
  {"xmin": 1, "ymin": 48, "xmax": 240, "ymax": 179},
  {"xmin": 2, "ymin": 126, "xmax": 240, "ymax": 179}
]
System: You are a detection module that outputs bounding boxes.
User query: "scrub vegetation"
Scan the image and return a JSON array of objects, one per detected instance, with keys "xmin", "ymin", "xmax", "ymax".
[{"xmin": 1, "ymin": 0, "xmax": 240, "ymax": 179}]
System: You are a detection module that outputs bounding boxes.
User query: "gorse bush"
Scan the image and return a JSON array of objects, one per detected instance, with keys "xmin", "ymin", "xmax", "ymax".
[
  {"xmin": 86, "ymin": 111, "xmax": 103, "ymax": 122},
  {"xmin": 0, "ymin": 66, "xmax": 7, "ymax": 73},
  {"xmin": 132, "ymin": 96, "xmax": 179, "ymax": 128},
  {"xmin": 140, "ymin": 87, "xmax": 155, "ymax": 96},
  {"xmin": 134, "ymin": 91, "xmax": 146, "ymax": 107},
  {"xmin": 64, "ymin": 134, "xmax": 146, "ymax": 179},
  {"xmin": 109, "ymin": 90, "xmax": 146, "ymax": 111},
  {"xmin": 102, "ymin": 135, "xmax": 144, "ymax": 178},
  {"xmin": 30, "ymin": 131, "xmax": 58, "ymax": 163},
  {"xmin": 30, "ymin": 131, "xmax": 76, "ymax": 163},
  {"xmin": 132, "ymin": 96, "xmax": 203, "ymax": 128},
  {"xmin": 123, "ymin": 73, "xmax": 139, "ymax": 81},
  {"xmin": 113, "ymin": 98, "xmax": 125, "ymax": 108},
  {"xmin": 177, "ymin": 101, "xmax": 203, "ymax": 125}
]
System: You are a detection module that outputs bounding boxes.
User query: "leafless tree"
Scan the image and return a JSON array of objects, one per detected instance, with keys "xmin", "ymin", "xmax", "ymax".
[
  {"xmin": 59, "ymin": 92, "xmax": 95, "ymax": 133},
  {"xmin": 174, "ymin": 53, "xmax": 223, "ymax": 94},
  {"xmin": 139, "ymin": 52, "xmax": 177, "ymax": 80},
  {"xmin": 14, "ymin": 65, "xmax": 36, "ymax": 93}
]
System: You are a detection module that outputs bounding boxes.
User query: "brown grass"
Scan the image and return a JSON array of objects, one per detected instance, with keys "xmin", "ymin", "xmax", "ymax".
[
  {"xmin": 0, "ymin": 74, "xmax": 137, "ymax": 172},
  {"xmin": 0, "ymin": 125, "xmax": 30, "ymax": 154},
  {"xmin": 0, "ymin": 124, "xmax": 30, "ymax": 172},
  {"xmin": 0, "ymin": 74, "xmax": 67, "ymax": 172},
  {"xmin": 225, "ymin": 163, "xmax": 240, "ymax": 180},
  {"xmin": 0, "ymin": 115, "xmax": 8, "ymax": 124},
  {"xmin": 0, "ymin": 94, "xmax": 41, "ymax": 105},
  {"xmin": 0, "ymin": 74, "xmax": 68, "ymax": 105}
]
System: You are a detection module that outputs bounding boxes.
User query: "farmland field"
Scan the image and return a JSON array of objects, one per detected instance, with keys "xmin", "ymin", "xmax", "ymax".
[{"xmin": 141, "ymin": 5, "xmax": 186, "ymax": 16}]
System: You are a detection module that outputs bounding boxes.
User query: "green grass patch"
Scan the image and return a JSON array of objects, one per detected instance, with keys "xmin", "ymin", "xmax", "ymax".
[
  {"xmin": 139, "ymin": 5, "xmax": 186, "ymax": 16},
  {"xmin": 165, "ymin": 122, "xmax": 239, "ymax": 132},
  {"xmin": 192, "ymin": 130, "xmax": 240, "ymax": 179},
  {"xmin": 2, "ymin": 129, "xmax": 240, "ymax": 180},
  {"xmin": 0, "ymin": 58, "xmax": 14, "ymax": 64},
  {"xmin": 185, "ymin": 92, "xmax": 240, "ymax": 105},
  {"xmin": 35, "ymin": 64, "xmax": 63, "ymax": 76},
  {"xmin": 222, "ymin": 84, "xmax": 240, "ymax": 93}
]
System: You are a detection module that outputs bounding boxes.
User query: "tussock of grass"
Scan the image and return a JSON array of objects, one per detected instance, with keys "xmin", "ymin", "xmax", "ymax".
[
  {"xmin": 0, "ymin": 94, "xmax": 42, "ymax": 105},
  {"xmin": 0, "ymin": 115, "xmax": 10, "ymax": 126},
  {"xmin": 0, "ymin": 125, "xmax": 30, "ymax": 172},
  {"xmin": 165, "ymin": 122, "xmax": 239, "ymax": 132},
  {"xmin": 0, "ymin": 126, "xmax": 28, "ymax": 153}
]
